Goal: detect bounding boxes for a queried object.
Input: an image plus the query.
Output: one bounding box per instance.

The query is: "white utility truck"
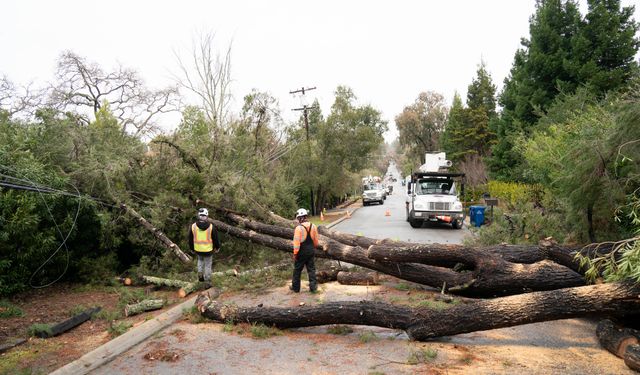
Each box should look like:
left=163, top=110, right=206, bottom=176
left=405, top=152, right=465, bottom=229
left=362, top=175, right=385, bottom=206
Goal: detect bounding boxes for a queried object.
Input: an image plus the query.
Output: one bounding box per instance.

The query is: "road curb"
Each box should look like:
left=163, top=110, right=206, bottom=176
left=50, top=288, right=215, bottom=375
left=326, top=205, right=361, bottom=229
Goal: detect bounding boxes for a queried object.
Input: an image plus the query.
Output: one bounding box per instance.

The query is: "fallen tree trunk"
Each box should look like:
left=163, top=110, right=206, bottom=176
left=36, top=307, right=101, bottom=338
left=142, top=275, right=196, bottom=298
left=216, top=216, right=585, bottom=296
left=124, top=299, right=164, bottom=317
left=597, top=319, right=640, bottom=372
left=337, top=271, right=379, bottom=286
left=196, top=281, right=640, bottom=340
left=121, top=204, right=191, bottom=263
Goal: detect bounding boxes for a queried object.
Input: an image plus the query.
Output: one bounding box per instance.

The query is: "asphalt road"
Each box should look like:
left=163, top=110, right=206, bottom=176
left=334, top=163, right=470, bottom=245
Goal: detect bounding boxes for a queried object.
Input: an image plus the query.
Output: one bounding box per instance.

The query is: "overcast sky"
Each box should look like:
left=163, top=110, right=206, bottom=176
left=1, top=0, right=638, bottom=142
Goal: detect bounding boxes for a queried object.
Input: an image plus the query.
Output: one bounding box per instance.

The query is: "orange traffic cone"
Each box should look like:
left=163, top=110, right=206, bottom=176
left=320, top=211, right=325, bottom=221
left=385, top=209, right=391, bottom=217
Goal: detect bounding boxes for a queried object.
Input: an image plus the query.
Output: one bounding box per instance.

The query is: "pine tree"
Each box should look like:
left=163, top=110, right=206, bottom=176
left=573, top=0, right=640, bottom=95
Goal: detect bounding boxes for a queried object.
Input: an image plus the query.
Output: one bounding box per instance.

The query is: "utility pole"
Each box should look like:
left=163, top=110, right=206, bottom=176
left=290, top=86, right=318, bottom=215
left=290, top=86, right=317, bottom=141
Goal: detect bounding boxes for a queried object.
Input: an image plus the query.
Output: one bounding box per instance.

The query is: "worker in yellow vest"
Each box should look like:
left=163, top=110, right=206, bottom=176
left=188, top=208, right=220, bottom=283
left=290, top=208, right=319, bottom=293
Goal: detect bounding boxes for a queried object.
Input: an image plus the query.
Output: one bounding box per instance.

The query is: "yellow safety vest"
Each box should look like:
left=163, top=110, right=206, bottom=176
left=192, top=223, right=214, bottom=253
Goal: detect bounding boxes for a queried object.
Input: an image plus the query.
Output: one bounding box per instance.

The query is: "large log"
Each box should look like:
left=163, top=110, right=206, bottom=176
left=337, top=271, right=379, bottom=286
left=142, top=275, right=198, bottom=298
left=124, top=299, right=165, bottom=317
left=121, top=204, right=191, bottom=263
left=215, top=216, right=585, bottom=296
left=596, top=319, right=640, bottom=357
left=36, top=307, right=101, bottom=338
left=196, top=281, right=640, bottom=340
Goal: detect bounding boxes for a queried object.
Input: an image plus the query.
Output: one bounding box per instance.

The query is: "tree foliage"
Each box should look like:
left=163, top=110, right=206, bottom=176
left=396, top=91, right=447, bottom=167
left=490, top=0, right=639, bottom=180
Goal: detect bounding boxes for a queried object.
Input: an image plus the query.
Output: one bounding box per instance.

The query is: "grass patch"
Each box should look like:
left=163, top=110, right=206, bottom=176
left=108, top=321, right=132, bottom=338
left=210, top=266, right=291, bottom=294
left=27, top=323, right=53, bottom=338
left=358, top=331, right=378, bottom=343
left=116, top=287, right=148, bottom=309
left=407, top=347, right=438, bottom=364
left=93, top=308, right=122, bottom=321
left=183, top=305, right=208, bottom=324
left=414, top=299, right=453, bottom=310
left=326, top=325, right=354, bottom=335
left=394, top=283, right=410, bottom=291
left=0, top=300, right=24, bottom=318
left=0, top=340, right=61, bottom=374
left=223, top=319, right=235, bottom=332
left=250, top=323, right=283, bottom=339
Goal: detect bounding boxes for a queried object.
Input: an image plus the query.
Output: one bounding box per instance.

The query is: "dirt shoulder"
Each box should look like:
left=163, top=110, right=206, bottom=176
left=96, top=276, right=633, bottom=375
left=0, top=282, right=185, bottom=375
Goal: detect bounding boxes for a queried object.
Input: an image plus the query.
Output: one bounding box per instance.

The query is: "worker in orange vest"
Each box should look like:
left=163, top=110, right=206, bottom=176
left=290, top=208, right=319, bottom=293
left=188, top=208, right=220, bottom=283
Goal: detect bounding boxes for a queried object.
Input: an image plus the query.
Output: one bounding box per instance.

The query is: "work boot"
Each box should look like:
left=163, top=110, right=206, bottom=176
left=289, top=286, right=299, bottom=293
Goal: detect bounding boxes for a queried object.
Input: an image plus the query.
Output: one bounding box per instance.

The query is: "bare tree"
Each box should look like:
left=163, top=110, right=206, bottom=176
left=50, top=51, right=179, bottom=136
left=174, top=32, right=233, bottom=133
left=0, top=75, right=45, bottom=118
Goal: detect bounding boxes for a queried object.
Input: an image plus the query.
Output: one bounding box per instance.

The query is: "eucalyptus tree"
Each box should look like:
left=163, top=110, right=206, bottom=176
left=395, top=91, right=448, bottom=167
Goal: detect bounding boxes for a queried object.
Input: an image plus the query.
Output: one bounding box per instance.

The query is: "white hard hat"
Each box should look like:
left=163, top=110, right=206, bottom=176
left=198, top=208, right=209, bottom=217
left=296, top=208, right=308, bottom=218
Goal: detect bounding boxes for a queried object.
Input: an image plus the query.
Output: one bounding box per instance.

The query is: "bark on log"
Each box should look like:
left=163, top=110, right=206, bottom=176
left=142, top=275, right=196, bottom=298
left=0, top=338, right=26, bottom=354
left=624, top=345, right=640, bottom=372
left=316, top=268, right=342, bottom=283
left=196, top=281, right=640, bottom=340
left=596, top=319, right=640, bottom=357
left=36, top=307, right=101, bottom=338
left=218, top=216, right=586, bottom=296
left=121, top=204, right=191, bottom=263
left=124, top=299, right=165, bottom=317
left=337, top=271, right=379, bottom=286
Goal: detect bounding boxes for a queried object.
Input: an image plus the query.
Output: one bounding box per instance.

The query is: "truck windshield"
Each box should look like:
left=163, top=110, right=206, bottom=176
left=416, top=180, right=453, bottom=195
left=364, top=183, right=381, bottom=190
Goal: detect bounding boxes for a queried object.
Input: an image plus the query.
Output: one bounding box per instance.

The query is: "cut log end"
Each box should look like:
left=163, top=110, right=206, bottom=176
left=624, top=344, right=640, bottom=372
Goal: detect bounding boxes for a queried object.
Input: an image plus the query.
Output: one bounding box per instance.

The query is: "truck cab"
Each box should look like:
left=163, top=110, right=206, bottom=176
left=406, top=172, right=465, bottom=228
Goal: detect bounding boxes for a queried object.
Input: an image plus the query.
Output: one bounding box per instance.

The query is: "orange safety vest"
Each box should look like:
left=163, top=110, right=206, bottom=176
left=191, top=223, right=214, bottom=253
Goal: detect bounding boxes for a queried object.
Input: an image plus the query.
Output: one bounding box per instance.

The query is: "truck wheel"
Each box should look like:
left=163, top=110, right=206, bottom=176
left=380, top=200, right=384, bottom=205
left=409, top=219, right=422, bottom=228
left=452, top=219, right=463, bottom=229
left=363, top=202, right=368, bottom=207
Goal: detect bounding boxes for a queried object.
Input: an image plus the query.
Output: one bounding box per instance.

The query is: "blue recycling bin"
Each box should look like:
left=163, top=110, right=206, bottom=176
left=469, top=205, right=487, bottom=227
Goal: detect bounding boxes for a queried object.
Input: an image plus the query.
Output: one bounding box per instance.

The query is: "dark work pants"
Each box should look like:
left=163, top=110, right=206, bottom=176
left=291, top=248, right=317, bottom=292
